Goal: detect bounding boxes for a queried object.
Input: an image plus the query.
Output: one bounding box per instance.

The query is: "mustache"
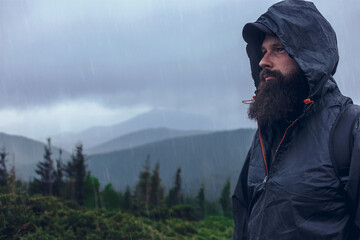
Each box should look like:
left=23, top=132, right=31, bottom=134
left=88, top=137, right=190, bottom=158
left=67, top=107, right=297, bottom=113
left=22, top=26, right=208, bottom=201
left=259, top=69, right=282, bottom=81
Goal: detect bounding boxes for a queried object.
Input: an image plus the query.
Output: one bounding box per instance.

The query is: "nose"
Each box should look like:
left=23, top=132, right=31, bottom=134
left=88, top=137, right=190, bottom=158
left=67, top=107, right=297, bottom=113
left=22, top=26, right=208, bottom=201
left=259, top=52, right=272, bottom=69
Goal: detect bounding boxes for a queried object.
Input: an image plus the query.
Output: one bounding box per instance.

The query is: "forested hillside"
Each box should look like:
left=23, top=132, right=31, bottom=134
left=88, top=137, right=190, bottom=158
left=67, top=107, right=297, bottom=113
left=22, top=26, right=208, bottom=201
left=0, top=135, right=242, bottom=239
left=88, top=128, right=255, bottom=199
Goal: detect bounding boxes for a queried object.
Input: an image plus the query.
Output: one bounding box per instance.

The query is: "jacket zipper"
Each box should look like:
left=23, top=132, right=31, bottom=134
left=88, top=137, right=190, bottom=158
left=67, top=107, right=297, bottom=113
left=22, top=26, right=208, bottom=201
left=258, top=98, right=314, bottom=183
left=258, top=118, right=298, bottom=183
left=254, top=99, right=314, bottom=239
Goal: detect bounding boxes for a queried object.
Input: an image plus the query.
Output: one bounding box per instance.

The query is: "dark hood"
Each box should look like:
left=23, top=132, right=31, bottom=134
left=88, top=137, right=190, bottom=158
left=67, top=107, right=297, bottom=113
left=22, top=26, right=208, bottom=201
left=245, top=0, right=339, bottom=100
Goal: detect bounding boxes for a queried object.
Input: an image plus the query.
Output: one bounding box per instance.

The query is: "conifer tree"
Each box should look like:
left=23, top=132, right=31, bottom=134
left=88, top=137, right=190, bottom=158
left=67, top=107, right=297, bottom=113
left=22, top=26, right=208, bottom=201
left=219, top=178, right=232, bottom=218
left=35, top=138, right=55, bottom=195
left=167, top=167, right=183, bottom=207
left=123, top=185, right=132, bottom=210
left=197, top=184, right=206, bottom=218
left=9, top=164, right=16, bottom=194
left=101, top=183, right=122, bottom=209
left=0, top=147, right=8, bottom=187
left=149, top=161, right=164, bottom=207
left=53, top=149, right=65, bottom=197
left=66, top=143, right=86, bottom=204
left=135, top=155, right=151, bottom=205
left=84, top=172, right=100, bottom=209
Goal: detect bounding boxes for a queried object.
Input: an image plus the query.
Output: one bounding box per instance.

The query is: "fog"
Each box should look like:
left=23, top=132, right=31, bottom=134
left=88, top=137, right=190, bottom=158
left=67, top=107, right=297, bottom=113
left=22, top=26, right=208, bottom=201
left=0, top=0, right=359, bottom=139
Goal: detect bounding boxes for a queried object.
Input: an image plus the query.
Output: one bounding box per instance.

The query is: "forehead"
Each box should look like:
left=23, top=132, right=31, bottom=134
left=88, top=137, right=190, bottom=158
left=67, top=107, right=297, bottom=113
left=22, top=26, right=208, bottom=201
left=261, top=35, right=282, bottom=49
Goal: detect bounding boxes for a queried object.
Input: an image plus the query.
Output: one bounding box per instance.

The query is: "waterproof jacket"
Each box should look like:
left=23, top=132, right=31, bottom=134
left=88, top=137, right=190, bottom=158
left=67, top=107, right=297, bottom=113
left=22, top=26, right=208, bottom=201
left=233, top=1, right=360, bottom=240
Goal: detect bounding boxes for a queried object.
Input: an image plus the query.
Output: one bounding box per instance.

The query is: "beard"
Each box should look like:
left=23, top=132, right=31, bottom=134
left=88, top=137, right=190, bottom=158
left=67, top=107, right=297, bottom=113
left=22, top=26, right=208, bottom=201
left=248, top=67, right=309, bottom=128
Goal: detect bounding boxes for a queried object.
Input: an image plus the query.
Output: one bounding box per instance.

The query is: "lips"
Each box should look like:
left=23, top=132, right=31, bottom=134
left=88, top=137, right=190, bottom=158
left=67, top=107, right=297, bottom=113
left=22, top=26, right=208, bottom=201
left=260, top=69, right=279, bottom=82
left=264, top=75, right=275, bottom=81
left=263, top=74, right=275, bottom=81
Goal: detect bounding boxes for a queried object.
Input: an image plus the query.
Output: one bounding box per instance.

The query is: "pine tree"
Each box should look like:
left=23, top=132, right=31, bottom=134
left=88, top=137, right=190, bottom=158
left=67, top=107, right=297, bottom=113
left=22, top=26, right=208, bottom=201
left=66, top=143, right=87, bottom=204
left=101, top=183, right=122, bottom=209
left=123, top=185, right=132, bottom=210
left=149, top=161, right=164, bottom=207
left=53, top=149, right=65, bottom=197
left=9, top=164, right=16, bottom=194
left=135, top=155, right=151, bottom=205
left=0, top=147, right=8, bottom=187
left=35, top=138, right=55, bottom=195
left=197, top=184, right=206, bottom=218
left=84, top=172, right=100, bottom=209
left=167, top=167, right=183, bottom=207
left=219, top=178, right=232, bottom=218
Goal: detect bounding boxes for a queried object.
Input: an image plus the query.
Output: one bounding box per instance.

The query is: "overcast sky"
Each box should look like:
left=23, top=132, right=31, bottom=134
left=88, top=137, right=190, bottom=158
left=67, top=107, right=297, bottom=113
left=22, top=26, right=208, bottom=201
left=0, top=0, right=359, bottom=140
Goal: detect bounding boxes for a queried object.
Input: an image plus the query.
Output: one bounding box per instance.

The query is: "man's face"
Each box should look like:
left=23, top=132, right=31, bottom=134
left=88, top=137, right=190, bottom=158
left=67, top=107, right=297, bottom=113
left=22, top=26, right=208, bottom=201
left=259, top=35, right=298, bottom=82
left=247, top=34, right=309, bottom=127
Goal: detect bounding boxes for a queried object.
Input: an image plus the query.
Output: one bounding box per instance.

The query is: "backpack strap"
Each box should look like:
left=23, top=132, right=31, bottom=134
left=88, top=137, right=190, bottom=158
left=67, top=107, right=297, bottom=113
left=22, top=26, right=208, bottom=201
left=329, top=104, right=360, bottom=185
left=330, top=104, right=360, bottom=185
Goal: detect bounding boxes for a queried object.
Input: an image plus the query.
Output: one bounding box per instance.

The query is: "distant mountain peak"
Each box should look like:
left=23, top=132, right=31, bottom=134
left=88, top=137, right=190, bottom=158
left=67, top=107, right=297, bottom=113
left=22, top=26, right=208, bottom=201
left=52, top=109, right=215, bottom=152
left=87, top=127, right=211, bottom=154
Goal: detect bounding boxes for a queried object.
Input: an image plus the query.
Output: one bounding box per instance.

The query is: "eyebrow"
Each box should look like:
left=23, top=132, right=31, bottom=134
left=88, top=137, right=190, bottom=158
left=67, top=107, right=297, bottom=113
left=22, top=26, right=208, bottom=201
left=261, top=42, right=284, bottom=52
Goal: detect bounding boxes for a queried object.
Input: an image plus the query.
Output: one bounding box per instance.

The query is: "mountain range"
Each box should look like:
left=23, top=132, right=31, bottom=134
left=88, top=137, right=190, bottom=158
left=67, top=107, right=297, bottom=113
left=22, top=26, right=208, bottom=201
left=51, top=109, right=216, bottom=152
left=87, top=128, right=255, bottom=200
left=0, top=132, right=70, bottom=181
left=1, top=107, right=255, bottom=200
left=87, top=127, right=210, bottom=154
left=3, top=126, right=255, bottom=200
left=12, top=127, right=212, bottom=181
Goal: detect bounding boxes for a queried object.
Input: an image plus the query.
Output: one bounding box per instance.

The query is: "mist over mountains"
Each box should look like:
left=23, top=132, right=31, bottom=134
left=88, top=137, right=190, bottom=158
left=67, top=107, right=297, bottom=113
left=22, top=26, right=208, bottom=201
left=51, top=109, right=216, bottom=152
left=3, top=109, right=255, bottom=200
left=1, top=0, right=359, bottom=147
left=0, top=133, right=70, bottom=180
left=87, top=128, right=255, bottom=200
left=87, top=127, right=210, bottom=154
left=3, top=0, right=359, bottom=208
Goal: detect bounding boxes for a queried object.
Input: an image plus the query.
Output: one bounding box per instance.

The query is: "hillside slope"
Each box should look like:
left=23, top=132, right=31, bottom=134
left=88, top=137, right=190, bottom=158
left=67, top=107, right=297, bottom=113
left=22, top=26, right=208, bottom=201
left=52, top=109, right=215, bottom=152
left=88, top=128, right=255, bottom=199
left=88, top=127, right=210, bottom=154
left=0, top=132, right=70, bottom=180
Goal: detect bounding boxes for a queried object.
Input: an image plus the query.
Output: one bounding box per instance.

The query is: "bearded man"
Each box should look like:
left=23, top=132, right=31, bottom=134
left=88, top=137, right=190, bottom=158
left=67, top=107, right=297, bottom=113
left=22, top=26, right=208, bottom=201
left=232, top=1, right=360, bottom=239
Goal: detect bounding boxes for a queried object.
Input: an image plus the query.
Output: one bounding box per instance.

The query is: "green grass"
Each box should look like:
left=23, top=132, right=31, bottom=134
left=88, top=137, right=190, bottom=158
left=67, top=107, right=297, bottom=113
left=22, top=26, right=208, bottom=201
left=0, top=193, right=234, bottom=239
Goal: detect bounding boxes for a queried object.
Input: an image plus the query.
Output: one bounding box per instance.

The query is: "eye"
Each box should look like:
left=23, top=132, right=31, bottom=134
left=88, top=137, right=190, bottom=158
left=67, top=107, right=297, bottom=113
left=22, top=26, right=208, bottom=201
left=276, top=47, right=285, bottom=52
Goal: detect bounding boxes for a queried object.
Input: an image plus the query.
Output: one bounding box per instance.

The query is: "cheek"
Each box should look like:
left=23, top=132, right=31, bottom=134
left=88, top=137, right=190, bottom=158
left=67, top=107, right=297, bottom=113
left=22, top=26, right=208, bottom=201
left=280, top=58, right=299, bottom=75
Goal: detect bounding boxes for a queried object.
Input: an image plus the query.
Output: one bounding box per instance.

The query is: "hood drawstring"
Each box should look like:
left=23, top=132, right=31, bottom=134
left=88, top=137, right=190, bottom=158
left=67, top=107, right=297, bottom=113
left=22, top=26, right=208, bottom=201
left=304, top=98, right=314, bottom=110
left=242, top=96, right=255, bottom=104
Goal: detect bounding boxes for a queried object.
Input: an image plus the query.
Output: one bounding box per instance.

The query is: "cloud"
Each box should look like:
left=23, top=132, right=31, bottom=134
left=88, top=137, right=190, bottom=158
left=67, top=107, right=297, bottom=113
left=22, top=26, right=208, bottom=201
left=0, top=0, right=359, bottom=137
left=0, top=100, right=151, bottom=139
left=0, top=0, right=255, bottom=110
